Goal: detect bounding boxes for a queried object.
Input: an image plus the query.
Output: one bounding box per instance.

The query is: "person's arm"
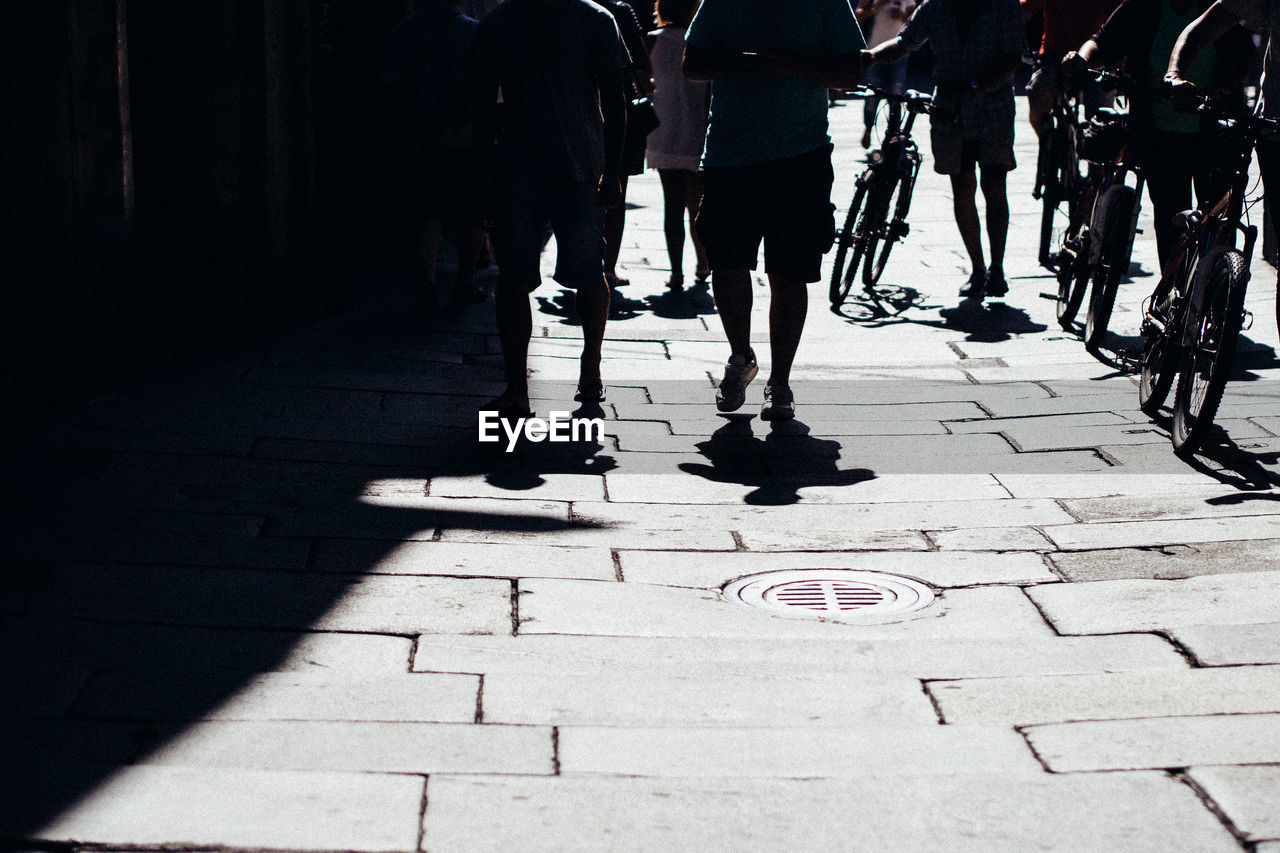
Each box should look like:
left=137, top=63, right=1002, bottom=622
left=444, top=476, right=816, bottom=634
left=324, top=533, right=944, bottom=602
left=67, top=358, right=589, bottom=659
left=1167, top=2, right=1250, bottom=84
left=866, top=35, right=910, bottom=66
left=598, top=67, right=627, bottom=208
left=683, top=42, right=867, bottom=88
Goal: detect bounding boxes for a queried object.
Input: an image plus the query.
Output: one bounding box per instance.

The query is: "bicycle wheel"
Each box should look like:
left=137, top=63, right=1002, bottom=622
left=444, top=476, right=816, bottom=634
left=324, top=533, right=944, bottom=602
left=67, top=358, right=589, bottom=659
left=829, top=182, right=869, bottom=306
left=857, top=184, right=892, bottom=287
left=1084, top=186, right=1137, bottom=352
left=1036, top=121, right=1060, bottom=268
left=864, top=170, right=915, bottom=287
left=1171, top=249, right=1250, bottom=457
left=1055, top=228, right=1091, bottom=329
left=1138, top=280, right=1187, bottom=417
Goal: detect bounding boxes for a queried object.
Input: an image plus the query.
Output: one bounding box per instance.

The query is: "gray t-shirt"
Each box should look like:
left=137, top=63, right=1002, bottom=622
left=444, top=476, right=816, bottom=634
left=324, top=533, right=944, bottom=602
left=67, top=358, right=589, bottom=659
left=474, top=0, right=630, bottom=181
left=1220, top=0, right=1277, bottom=116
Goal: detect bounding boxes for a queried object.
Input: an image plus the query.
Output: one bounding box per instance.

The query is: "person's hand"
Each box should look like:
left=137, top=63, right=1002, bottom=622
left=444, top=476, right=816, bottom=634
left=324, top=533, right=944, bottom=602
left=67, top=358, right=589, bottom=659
left=1163, top=73, right=1201, bottom=113
left=1060, top=51, right=1088, bottom=74
left=597, top=175, right=623, bottom=209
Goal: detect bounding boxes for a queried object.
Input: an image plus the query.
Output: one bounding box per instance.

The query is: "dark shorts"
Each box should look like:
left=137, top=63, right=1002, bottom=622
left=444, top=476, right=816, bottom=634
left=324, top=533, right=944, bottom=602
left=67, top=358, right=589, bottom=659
left=695, top=145, right=836, bottom=283
left=491, top=161, right=604, bottom=292
left=930, top=122, right=1017, bottom=175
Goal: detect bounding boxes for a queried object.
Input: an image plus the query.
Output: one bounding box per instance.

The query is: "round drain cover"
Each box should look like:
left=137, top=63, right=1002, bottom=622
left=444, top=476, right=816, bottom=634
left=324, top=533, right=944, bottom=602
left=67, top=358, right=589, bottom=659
left=724, top=570, right=935, bottom=624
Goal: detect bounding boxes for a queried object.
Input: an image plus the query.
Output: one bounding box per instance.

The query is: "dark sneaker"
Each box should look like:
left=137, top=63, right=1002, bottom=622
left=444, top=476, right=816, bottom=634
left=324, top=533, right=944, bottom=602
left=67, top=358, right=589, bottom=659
left=760, top=384, right=795, bottom=421
left=716, top=351, right=758, bottom=412
left=984, top=270, right=1009, bottom=298
left=958, top=271, right=987, bottom=298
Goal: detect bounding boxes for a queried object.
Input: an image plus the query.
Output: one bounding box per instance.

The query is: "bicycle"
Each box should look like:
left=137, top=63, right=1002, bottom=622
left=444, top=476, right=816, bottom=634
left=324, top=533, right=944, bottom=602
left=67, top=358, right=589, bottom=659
left=1041, top=69, right=1138, bottom=339
left=829, top=87, right=932, bottom=308
left=1137, top=93, right=1274, bottom=457
left=1033, top=68, right=1088, bottom=270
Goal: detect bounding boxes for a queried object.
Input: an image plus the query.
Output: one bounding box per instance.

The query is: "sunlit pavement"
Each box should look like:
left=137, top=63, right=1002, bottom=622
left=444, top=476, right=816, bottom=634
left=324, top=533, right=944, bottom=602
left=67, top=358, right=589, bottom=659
left=5, top=96, right=1280, bottom=851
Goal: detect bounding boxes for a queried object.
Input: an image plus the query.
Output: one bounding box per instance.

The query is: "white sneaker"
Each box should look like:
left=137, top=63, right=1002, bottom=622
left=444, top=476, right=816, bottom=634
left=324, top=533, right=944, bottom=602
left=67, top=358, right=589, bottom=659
left=715, top=351, right=758, bottom=412
left=761, top=384, right=795, bottom=421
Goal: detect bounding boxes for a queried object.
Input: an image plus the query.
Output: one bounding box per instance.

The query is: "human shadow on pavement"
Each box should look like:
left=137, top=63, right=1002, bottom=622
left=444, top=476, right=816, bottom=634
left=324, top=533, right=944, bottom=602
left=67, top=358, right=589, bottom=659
left=536, top=287, right=647, bottom=324
left=937, top=298, right=1047, bottom=342
left=644, top=280, right=717, bottom=319
left=678, top=417, right=875, bottom=505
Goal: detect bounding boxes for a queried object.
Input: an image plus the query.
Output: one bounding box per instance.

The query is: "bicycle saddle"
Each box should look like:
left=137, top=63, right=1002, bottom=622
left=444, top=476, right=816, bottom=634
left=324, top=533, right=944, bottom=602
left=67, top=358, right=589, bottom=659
left=1173, top=209, right=1203, bottom=234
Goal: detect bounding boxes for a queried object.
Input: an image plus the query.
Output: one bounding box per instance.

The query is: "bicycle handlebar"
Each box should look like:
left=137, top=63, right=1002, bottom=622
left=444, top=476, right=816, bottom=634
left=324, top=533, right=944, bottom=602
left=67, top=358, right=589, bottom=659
left=841, top=86, right=933, bottom=113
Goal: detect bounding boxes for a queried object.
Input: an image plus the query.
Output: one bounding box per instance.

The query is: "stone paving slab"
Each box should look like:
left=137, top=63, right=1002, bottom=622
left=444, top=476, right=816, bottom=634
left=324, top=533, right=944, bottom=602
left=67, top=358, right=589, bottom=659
left=518, top=579, right=1056, bottom=639
left=993, top=473, right=1232, bottom=499
left=1186, top=765, right=1280, bottom=843
left=312, top=539, right=615, bottom=580
left=604, top=473, right=1007, bottom=504
left=943, top=412, right=1138, bottom=435
left=930, top=666, right=1280, bottom=725
left=570, top=498, right=1074, bottom=532
left=440, top=523, right=739, bottom=550
left=144, top=720, right=552, bottom=774
left=617, top=549, right=1054, bottom=589
left=1026, top=571, right=1280, bottom=634
left=1170, top=623, right=1280, bottom=666
left=1063, top=492, right=1280, bottom=524
left=1041, top=514, right=1280, bottom=551
left=1, top=618, right=414, bottom=673
left=27, top=564, right=513, bottom=634
left=928, top=525, right=1056, bottom=551
left=420, top=772, right=1238, bottom=853
left=72, top=671, right=479, bottom=722
left=481, top=671, right=936, bottom=727
left=1048, top=539, right=1280, bottom=581
left=267, top=496, right=571, bottom=539
left=1025, top=713, right=1280, bottom=772
left=27, top=765, right=423, bottom=851
left=558, top=724, right=1044, bottom=777
left=412, top=633, right=1185, bottom=679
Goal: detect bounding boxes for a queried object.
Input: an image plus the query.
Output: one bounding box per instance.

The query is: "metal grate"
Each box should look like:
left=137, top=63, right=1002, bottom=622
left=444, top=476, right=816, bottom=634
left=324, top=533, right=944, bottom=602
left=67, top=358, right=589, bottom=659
left=724, top=570, right=934, bottom=624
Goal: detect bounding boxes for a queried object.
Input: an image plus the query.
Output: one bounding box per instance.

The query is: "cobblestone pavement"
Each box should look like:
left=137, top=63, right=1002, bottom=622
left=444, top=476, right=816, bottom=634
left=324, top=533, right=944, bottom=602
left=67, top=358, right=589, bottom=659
left=5, top=97, right=1280, bottom=851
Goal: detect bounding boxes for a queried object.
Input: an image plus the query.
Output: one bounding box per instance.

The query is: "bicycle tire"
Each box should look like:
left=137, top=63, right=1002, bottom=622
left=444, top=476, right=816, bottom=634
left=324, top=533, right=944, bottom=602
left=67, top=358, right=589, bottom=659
left=829, top=182, right=869, bottom=306
left=1084, top=186, right=1137, bottom=352
left=856, top=184, right=892, bottom=288
left=1138, top=246, right=1222, bottom=416
left=1036, top=122, right=1060, bottom=268
left=1055, top=229, right=1091, bottom=329
left=1171, top=249, right=1250, bottom=457
left=864, top=170, right=915, bottom=287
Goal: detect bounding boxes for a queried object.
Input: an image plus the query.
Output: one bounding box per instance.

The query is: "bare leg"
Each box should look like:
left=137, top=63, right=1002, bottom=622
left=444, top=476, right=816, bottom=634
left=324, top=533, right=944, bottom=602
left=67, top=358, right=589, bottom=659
left=453, top=222, right=486, bottom=301
left=575, top=275, right=610, bottom=391
left=658, top=170, right=686, bottom=281
left=1028, top=86, right=1052, bottom=139
left=979, top=165, right=1010, bottom=274
left=712, top=269, right=754, bottom=357
left=949, top=169, right=986, bottom=275
left=495, top=278, right=532, bottom=410
left=603, top=176, right=630, bottom=283
left=766, top=273, right=808, bottom=388
left=686, top=172, right=709, bottom=279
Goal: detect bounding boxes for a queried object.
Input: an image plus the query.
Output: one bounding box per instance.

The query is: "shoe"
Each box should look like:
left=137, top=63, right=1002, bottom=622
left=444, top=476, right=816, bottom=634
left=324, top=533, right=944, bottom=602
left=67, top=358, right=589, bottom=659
left=695, top=267, right=711, bottom=286
left=574, top=381, right=606, bottom=404
left=760, top=384, right=795, bottom=421
left=666, top=274, right=685, bottom=292
left=606, top=273, right=629, bottom=288
left=479, top=394, right=532, bottom=423
left=984, top=270, right=1008, bottom=298
left=958, top=271, right=987, bottom=299
left=861, top=127, right=872, bottom=149
left=715, top=351, right=758, bottom=412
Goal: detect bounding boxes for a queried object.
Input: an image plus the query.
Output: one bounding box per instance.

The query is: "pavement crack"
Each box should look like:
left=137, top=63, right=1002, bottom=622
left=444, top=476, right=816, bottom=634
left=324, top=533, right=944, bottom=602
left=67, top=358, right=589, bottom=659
left=920, top=680, right=948, bottom=724
left=1169, top=769, right=1254, bottom=851
left=611, top=549, right=624, bottom=582
left=475, top=673, right=485, bottom=724
left=551, top=726, right=562, bottom=775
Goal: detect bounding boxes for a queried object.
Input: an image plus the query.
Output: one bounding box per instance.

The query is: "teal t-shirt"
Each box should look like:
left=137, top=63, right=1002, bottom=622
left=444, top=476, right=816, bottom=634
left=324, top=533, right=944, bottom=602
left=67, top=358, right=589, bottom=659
left=686, top=0, right=865, bottom=167
left=1150, top=2, right=1216, bottom=134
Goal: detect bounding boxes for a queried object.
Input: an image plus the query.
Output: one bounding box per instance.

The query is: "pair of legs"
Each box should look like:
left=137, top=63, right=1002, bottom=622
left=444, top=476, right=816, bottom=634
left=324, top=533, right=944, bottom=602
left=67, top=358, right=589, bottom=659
left=657, top=168, right=709, bottom=287
left=950, top=164, right=1011, bottom=285
left=415, top=147, right=486, bottom=310
left=490, top=171, right=610, bottom=413
left=711, top=270, right=807, bottom=390
left=696, top=146, right=835, bottom=409
left=1142, top=130, right=1222, bottom=270
left=416, top=218, right=486, bottom=309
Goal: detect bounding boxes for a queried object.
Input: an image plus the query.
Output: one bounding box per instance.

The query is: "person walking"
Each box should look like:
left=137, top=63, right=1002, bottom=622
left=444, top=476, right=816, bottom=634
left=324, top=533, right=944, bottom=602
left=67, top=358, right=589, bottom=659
left=647, top=0, right=710, bottom=291
left=383, top=0, right=486, bottom=312
left=473, top=0, right=630, bottom=419
left=1020, top=0, right=1120, bottom=138
left=684, top=0, right=866, bottom=421
left=1066, top=0, right=1251, bottom=270
left=866, top=0, right=1026, bottom=300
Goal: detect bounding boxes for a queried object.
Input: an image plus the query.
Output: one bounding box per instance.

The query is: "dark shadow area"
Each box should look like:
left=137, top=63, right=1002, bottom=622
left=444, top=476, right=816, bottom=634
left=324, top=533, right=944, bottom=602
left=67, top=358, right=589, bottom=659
left=678, top=417, right=876, bottom=505
left=831, top=283, right=931, bottom=323
left=937, top=298, right=1048, bottom=343
left=644, top=280, right=717, bottom=320
left=0, top=268, right=629, bottom=841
